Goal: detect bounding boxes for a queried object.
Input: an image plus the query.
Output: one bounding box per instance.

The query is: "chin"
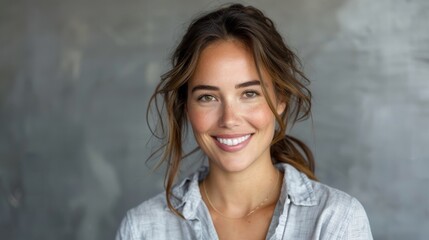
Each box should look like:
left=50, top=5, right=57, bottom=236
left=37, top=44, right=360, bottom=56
left=213, top=157, right=256, bottom=173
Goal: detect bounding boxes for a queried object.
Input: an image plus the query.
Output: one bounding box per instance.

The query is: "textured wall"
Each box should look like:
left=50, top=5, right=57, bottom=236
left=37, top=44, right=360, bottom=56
left=1, top=0, right=428, bottom=239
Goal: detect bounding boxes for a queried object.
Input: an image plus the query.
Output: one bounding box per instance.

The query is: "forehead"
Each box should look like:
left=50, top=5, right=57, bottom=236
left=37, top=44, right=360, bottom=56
left=189, top=40, right=272, bottom=87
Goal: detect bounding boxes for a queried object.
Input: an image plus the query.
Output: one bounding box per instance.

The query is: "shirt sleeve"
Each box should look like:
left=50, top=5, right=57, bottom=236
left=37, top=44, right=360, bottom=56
left=341, top=198, right=373, bottom=240
left=115, top=211, right=137, bottom=240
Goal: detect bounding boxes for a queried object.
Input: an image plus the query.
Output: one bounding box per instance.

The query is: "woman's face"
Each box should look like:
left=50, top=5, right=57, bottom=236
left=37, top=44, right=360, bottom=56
left=186, top=40, right=285, bottom=174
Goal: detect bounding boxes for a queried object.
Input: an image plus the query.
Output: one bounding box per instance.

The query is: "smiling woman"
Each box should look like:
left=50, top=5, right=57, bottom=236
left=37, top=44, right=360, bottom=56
left=187, top=40, right=284, bottom=176
left=116, top=4, right=373, bottom=240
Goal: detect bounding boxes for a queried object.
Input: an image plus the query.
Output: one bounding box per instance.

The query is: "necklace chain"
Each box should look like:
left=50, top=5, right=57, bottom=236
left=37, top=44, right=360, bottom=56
left=202, top=170, right=280, bottom=219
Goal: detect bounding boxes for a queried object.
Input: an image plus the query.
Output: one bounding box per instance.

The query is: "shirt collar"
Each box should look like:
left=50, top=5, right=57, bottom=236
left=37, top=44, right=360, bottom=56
left=277, top=163, right=318, bottom=206
left=170, top=166, right=208, bottom=220
left=169, top=163, right=317, bottom=220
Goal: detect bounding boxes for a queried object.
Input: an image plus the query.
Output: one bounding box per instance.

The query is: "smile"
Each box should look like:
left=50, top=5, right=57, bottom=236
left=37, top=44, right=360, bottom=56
left=216, top=134, right=251, bottom=146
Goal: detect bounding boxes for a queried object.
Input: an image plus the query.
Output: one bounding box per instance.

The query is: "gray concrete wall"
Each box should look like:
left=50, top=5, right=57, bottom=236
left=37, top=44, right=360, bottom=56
left=1, top=0, right=428, bottom=239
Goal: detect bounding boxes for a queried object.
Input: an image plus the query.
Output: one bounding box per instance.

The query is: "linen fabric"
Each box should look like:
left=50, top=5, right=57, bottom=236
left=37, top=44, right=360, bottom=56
left=116, top=163, right=373, bottom=240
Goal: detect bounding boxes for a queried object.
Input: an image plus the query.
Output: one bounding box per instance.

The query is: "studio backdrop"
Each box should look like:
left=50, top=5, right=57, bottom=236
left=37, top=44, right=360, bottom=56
left=1, top=0, right=428, bottom=239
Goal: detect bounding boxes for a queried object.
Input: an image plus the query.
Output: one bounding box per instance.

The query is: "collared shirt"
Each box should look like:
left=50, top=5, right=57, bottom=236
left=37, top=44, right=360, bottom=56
left=116, top=163, right=373, bottom=239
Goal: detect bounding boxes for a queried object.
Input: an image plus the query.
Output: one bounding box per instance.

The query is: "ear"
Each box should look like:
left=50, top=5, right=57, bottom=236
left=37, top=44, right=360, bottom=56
left=276, top=100, right=286, bottom=115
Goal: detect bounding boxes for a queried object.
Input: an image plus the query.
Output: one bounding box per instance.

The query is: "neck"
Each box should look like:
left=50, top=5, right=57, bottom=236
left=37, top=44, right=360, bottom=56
left=202, top=160, right=282, bottom=218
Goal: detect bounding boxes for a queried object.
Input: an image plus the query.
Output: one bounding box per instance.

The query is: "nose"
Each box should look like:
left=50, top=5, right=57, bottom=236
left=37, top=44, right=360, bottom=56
left=219, top=102, right=240, bottom=128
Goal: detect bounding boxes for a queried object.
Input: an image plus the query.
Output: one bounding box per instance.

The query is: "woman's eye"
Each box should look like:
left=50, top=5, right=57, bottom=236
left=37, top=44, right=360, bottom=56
left=243, top=91, right=259, bottom=98
left=197, top=95, right=216, bottom=102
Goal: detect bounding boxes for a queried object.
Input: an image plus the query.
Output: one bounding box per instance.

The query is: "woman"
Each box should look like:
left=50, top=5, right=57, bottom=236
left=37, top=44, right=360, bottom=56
left=117, top=4, right=373, bottom=240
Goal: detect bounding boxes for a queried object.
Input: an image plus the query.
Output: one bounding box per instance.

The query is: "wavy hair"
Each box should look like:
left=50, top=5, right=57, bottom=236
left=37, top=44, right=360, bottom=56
left=147, top=4, right=316, bottom=217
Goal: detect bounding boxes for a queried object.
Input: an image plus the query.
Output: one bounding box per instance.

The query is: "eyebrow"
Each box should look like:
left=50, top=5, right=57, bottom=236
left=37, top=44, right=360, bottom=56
left=191, top=80, right=261, bottom=93
left=235, top=80, right=260, bottom=89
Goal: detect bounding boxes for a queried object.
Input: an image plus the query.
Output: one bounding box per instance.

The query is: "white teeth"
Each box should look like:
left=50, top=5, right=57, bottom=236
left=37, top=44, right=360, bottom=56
left=217, top=134, right=251, bottom=146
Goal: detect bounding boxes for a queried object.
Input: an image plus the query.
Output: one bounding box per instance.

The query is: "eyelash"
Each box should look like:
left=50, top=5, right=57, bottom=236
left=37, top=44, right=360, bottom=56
left=197, top=95, right=216, bottom=102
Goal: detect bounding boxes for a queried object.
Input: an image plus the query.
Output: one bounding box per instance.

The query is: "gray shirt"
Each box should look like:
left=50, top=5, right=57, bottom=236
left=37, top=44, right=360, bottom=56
left=116, top=163, right=373, bottom=239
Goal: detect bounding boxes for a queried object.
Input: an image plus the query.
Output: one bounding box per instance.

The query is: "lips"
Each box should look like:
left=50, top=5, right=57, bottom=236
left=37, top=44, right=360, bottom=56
left=213, top=134, right=252, bottom=152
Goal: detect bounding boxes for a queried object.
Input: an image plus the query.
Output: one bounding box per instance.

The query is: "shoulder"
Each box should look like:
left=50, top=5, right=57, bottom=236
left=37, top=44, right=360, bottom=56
left=312, top=179, right=362, bottom=213
left=128, top=192, right=170, bottom=222
left=313, top=181, right=373, bottom=239
left=115, top=192, right=171, bottom=240
left=282, top=164, right=373, bottom=239
left=282, top=163, right=367, bottom=213
left=115, top=169, right=206, bottom=240
left=282, top=163, right=358, bottom=208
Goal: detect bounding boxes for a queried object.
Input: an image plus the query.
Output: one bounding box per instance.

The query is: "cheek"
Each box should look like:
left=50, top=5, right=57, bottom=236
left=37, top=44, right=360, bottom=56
left=246, top=103, right=276, bottom=128
left=187, top=108, right=214, bottom=133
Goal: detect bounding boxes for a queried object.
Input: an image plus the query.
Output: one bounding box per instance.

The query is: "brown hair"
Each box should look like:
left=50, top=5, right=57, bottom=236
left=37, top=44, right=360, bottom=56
left=147, top=4, right=316, bottom=217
